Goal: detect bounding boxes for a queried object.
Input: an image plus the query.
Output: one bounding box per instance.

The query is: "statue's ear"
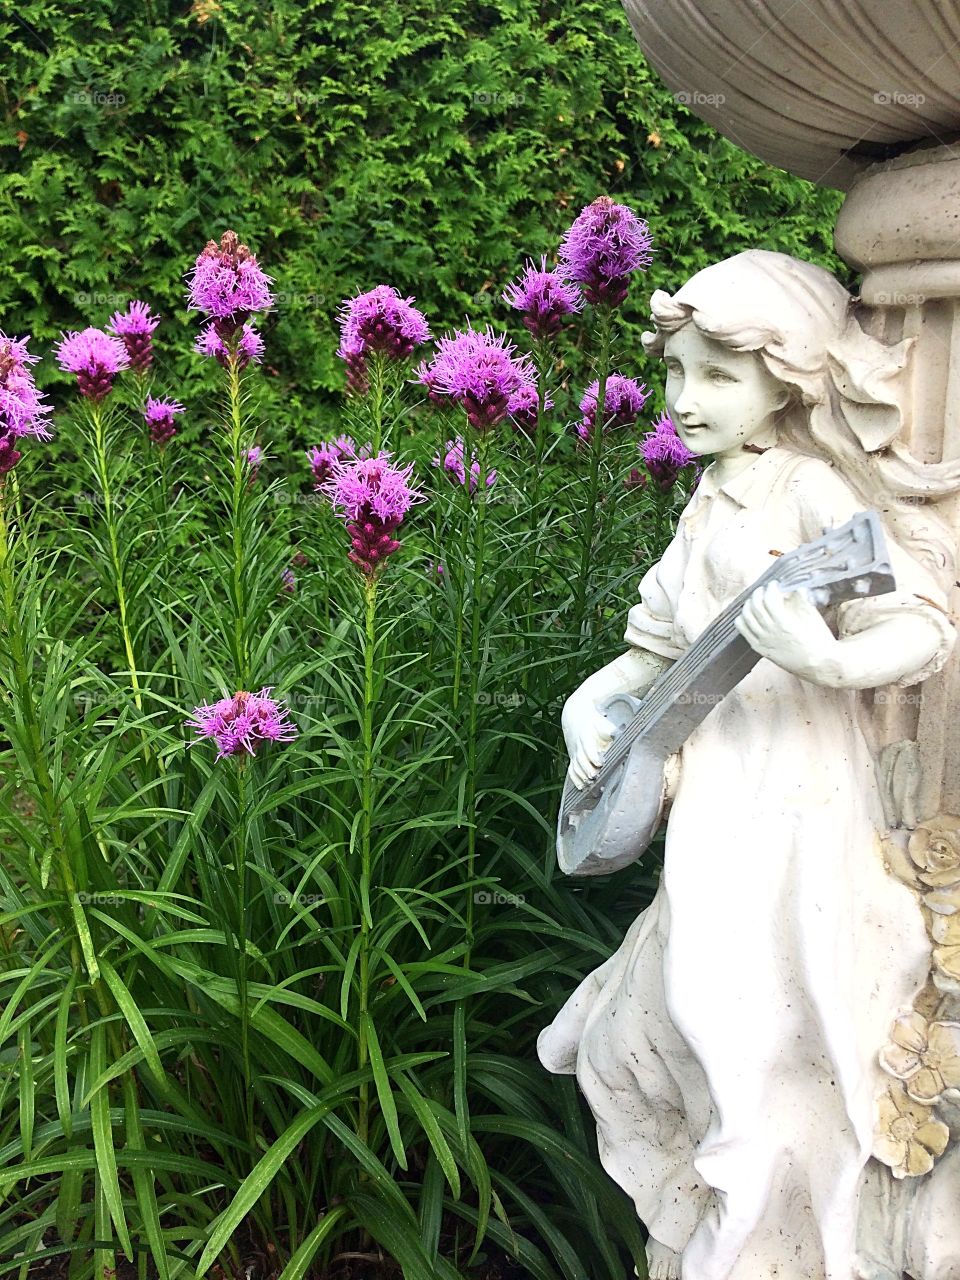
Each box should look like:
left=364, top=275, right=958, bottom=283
left=825, top=333, right=914, bottom=452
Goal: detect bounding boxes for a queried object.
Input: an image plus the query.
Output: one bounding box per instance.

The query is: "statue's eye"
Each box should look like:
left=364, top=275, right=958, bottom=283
left=708, top=369, right=736, bottom=383
left=665, top=361, right=683, bottom=376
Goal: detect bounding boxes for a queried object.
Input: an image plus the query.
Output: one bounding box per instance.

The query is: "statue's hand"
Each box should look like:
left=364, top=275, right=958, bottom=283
left=561, top=692, right=618, bottom=791
left=735, top=581, right=841, bottom=684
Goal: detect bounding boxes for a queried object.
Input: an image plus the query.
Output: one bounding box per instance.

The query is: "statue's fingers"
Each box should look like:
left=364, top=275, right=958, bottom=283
left=572, top=746, right=598, bottom=783
left=735, top=612, right=770, bottom=653
left=739, top=597, right=760, bottom=630
left=742, top=590, right=774, bottom=630
left=751, top=582, right=782, bottom=625
left=758, top=584, right=792, bottom=627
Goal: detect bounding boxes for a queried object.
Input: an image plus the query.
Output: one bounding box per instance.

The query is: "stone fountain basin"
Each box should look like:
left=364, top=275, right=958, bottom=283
left=621, top=0, right=960, bottom=189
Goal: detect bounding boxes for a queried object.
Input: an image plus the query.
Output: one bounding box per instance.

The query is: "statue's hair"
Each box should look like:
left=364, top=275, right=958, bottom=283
left=643, top=282, right=960, bottom=589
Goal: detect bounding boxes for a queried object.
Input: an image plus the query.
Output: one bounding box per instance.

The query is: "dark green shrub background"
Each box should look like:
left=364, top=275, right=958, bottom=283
left=3, top=0, right=844, bottom=441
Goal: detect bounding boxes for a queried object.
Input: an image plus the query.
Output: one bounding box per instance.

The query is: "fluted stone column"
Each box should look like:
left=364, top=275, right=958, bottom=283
left=836, top=145, right=960, bottom=821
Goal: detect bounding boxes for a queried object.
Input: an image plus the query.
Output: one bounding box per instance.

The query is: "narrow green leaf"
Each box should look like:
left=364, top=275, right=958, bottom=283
left=275, top=1207, right=349, bottom=1280
left=360, top=1012, right=407, bottom=1170
left=88, top=1024, right=132, bottom=1260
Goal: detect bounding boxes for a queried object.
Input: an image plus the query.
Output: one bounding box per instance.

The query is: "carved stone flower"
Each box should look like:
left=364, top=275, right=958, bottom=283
left=880, top=1010, right=960, bottom=1103
left=930, top=913, right=960, bottom=990
left=874, top=1081, right=950, bottom=1178
left=910, top=816, right=960, bottom=889
left=925, top=883, right=960, bottom=917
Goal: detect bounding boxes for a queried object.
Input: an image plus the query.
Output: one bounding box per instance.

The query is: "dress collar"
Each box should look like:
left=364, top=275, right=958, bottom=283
left=689, top=445, right=798, bottom=510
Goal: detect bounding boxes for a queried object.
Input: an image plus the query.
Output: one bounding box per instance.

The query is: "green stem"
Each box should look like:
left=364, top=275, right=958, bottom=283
left=234, top=757, right=255, bottom=1155
left=450, top=424, right=472, bottom=717
left=226, top=355, right=250, bottom=688
left=463, top=429, right=491, bottom=968
left=90, top=402, right=143, bottom=713
left=369, top=353, right=386, bottom=453
left=521, top=339, right=552, bottom=697
left=572, top=309, right=614, bottom=644
left=357, top=576, right=378, bottom=1147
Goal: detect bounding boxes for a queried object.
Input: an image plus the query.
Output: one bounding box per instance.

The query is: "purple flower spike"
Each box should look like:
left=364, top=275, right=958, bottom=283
left=412, top=358, right=446, bottom=407
left=144, top=396, right=185, bottom=447
left=337, top=285, right=431, bottom=371
left=54, top=327, right=130, bottom=401
left=186, top=687, right=298, bottom=760
left=432, top=437, right=497, bottom=494
left=502, top=256, right=582, bottom=340
left=280, top=567, right=296, bottom=595
left=186, top=230, right=273, bottom=340
left=576, top=374, right=650, bottom=443
left=194, top=322, right=264, bottom=369
left=507, top=381, right=553, bottom=438
left=424, top=326, right=536, bottom=431
left=246, top=446, right=265, bottom=484
left=559, top=197, right=653, bottom=308
left=307, top=435, right=358, bottom=487
left=0, top=332, right=52, bottom=444
left=321, top=450, right=426, bottom=576
left=108, top=301, right=160, bottom=373
left=638, top=412, right=698, bottom=490
left=338, top=333, right=368, bottom=397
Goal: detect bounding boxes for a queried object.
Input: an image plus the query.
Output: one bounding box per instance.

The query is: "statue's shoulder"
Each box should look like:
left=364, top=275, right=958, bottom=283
left=779, top=451, right=858, bottom=501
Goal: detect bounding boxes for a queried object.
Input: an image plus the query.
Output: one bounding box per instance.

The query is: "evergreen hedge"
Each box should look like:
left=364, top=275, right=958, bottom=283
left=3, top=0, right=844, bottom=444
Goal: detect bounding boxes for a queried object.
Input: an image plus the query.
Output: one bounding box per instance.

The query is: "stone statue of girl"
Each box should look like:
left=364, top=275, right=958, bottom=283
left=538, top=250, right=960, bottom=1280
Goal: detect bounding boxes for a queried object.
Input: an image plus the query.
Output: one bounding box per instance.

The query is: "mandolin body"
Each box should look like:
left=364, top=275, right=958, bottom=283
left=557, top=694, right=670, bottom=876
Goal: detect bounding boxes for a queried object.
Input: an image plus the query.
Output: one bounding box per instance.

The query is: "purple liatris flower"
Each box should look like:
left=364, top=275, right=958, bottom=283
left=108, top=300, right=160, bottom=373
left=338, top=334, right=368, bottom=397
left=194, top=322, right=264, bottom=369
left=337, top=284, right=431, bottom=365
left=54, top=327, right=130, bottom=401
left=307, top=435, right=358, bottom=487
left=186, top=230, right=273, bottom=339
left=144, top=396, right=184, bottom=447
left=291, top=550, right=309, bottom=569
left=432, top=438, right=497, bottom=494
left=502, top=256, right=582, bottom=339
left=576, top=374, right=650, bottom=443
left=280, top=567, right=296, bottom=595
left=0, top=332, right=52, bottom=442
left=185, top=687, right=298, bottom=760
left=424, top=326, right=536, bottom=431
left=559, top=197, right=653, bottom=308
left=246, top=446, right=264, bottom=483
left=412, top=359, right=446, bottom=407
left=321, top=450, right=425, bottom=576
left=638, top=412, right=698, bottom=490
left=507, top=381, right=553, bottom=437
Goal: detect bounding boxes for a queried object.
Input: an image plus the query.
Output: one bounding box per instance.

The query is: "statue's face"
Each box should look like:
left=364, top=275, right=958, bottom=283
left=662, top=325, right=788, bottom=459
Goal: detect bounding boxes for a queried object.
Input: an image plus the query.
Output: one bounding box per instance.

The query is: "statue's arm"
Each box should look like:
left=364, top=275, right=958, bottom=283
left=736, top=581, right=954, bottom=690
left=813, top=612, right=950, bottom=690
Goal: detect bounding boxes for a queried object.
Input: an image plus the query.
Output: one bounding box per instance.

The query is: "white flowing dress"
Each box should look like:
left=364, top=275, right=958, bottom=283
left=537, top=446, right=956, bottom=1280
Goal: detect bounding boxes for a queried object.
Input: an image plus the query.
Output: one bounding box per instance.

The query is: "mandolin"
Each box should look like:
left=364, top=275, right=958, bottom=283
left=556, top=510, right=895, bottom=876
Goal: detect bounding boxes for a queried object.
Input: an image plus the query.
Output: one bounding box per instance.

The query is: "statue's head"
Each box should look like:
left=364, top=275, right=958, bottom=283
left=642, top=249, right=909, bottom=459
